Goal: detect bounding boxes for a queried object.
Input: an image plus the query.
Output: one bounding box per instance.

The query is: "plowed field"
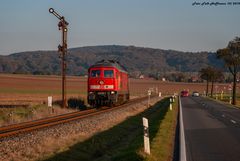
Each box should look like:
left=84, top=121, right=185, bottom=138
left=0, top=74, right=230, bottom=105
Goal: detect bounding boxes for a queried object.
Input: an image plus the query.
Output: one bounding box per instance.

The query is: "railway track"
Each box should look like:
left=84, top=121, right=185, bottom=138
left=0, top=95, right=154, bottom=139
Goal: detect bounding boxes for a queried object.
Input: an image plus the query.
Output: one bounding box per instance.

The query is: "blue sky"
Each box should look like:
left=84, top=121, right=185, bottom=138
left=0, top=0, right=239, bottom=55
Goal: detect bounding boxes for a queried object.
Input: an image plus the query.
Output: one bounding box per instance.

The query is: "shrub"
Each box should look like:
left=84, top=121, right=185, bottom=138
left=67, top=97, right=87, bottom=110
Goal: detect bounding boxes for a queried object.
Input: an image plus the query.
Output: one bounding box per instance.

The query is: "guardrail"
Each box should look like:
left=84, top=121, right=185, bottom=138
left=179, top=96, right=187, bottom=161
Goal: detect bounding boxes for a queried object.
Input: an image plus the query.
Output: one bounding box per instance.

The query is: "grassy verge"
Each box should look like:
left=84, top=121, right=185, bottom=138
left=0, top=104, right=57, bottom=126
left=207, top=94, right=240, bottom=109
left=144, top=98, right=178, bottom=161
left=0, top=97, right=87, bottom=126
left=43, top=97, right=178, bottom=161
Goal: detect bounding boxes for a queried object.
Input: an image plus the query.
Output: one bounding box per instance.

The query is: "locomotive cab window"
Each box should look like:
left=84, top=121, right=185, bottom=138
left=104, top=70, right=114, bottom=78
left=91, top=70, right=101, bottom=77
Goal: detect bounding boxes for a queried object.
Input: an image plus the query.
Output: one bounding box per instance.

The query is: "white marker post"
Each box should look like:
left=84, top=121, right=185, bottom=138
left=48, top=96, right=54, bottom=113
left=169, top=98, right=172, bottom=111
left=221, top=90, right=223, bottom=100
left=48, top=96, right=53, bottom=107
left=142, top=117, right=150, bottom=155
left=228, top=85, right=232, bottom=104
left=215, top=85, right=218, bottom=100
left=148, top=90, right=151, bottom=107
left=172, top=96, right=175, bottom=103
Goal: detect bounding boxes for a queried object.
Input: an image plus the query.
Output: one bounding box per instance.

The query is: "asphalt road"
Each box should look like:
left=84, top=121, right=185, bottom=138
left=181, top=96, right=240, bottom=161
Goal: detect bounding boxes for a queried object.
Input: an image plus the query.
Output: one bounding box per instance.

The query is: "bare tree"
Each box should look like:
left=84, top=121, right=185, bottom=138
left=199, top=67, right=223, bottom=97
left=209, top=68, right=224, bottom=97
left=199, top=67, right=212, bottom=96
left=217, top=37, right=240, bottom=105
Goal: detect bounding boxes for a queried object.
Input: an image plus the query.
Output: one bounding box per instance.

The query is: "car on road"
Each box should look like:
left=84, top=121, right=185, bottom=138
left=181, top=90, right=189, bottom=97
left=192, top=91, right=200, bottom=97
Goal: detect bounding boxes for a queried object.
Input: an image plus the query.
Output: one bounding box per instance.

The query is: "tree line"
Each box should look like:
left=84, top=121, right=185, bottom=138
left=200, top=37, right=240, bottom=105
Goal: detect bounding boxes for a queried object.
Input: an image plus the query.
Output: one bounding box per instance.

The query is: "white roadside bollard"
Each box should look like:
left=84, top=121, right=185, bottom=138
left=169, top=98, right=173, bottom=111
left=221, top=91, right=223, bottom=100
left=142, top=117, right=150, bottom=155
left=172, top=96, right=175, bottom=103
left=148, top=90, right=151, bottom=107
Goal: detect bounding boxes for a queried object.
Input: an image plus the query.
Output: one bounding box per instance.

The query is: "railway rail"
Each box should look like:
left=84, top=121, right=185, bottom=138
left=0, top=95, right=155, bottom=139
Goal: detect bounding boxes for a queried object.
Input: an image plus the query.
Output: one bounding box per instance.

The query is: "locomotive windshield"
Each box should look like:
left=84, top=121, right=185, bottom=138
left=91, top=70, right=101, bottom=77
left=104, top=70, right=114, bottom=78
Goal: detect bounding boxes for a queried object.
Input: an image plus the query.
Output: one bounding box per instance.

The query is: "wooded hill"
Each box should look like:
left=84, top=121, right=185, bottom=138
left=0, top=45, right=224, bottom=77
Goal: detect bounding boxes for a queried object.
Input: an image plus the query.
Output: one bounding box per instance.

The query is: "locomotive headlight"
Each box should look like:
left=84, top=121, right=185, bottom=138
left=99, top=80, right=104, bottom=85
left=111, top=91, right=115, bottom=94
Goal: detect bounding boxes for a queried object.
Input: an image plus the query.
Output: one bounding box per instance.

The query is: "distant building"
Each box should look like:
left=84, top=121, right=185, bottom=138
left=190, top=76, right=199, bottom=82
left=139, top=75, right=144, bottom=79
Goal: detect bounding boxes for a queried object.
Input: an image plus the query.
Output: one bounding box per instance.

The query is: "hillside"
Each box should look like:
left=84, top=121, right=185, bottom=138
left=0, top=45, right=224, bottom=77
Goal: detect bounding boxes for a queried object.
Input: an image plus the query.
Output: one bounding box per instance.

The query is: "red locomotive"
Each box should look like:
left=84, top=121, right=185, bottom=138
left=88, top=60, right=129, bottom=106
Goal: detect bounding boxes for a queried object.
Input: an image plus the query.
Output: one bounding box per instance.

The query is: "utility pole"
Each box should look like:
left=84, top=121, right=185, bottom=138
left=49, top=8, right=69, bottom=108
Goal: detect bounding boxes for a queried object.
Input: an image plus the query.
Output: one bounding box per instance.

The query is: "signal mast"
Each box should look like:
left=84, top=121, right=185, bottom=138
left=49, top=8, right=69, bottom=108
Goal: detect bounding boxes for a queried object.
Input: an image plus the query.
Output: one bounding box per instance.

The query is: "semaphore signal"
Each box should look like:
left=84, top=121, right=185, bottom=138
left=49, top=8, right=69, bottom=108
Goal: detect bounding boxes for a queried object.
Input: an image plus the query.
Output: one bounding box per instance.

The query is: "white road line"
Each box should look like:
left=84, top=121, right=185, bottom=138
left=231, top=120, right=237, bottom=124
left=179, top=96, right=187, bottom=161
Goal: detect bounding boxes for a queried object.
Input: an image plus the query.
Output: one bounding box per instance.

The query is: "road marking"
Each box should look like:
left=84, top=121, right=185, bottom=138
left=222, top=114, right=225, bottom=118
left=231, top=120, right=237, bottom=124
left=179, top=97, right=187, bottom=161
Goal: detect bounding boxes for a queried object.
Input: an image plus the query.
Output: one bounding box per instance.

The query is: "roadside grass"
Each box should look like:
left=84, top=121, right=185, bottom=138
left=144, top=98, right=178, bottom=161
left=208, top=94, right=240, bottom=108
left=42, top=97, right=178, bottom=161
